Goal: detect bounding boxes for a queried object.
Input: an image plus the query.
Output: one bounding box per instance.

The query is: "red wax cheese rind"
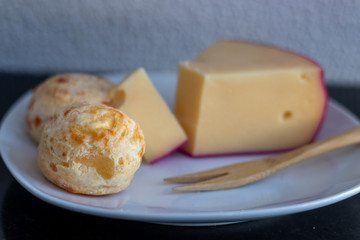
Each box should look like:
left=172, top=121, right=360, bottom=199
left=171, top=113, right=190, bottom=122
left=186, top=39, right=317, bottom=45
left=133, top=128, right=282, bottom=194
left=174, top=40, right=328, bottom=157
left=110, top=68, right=188, bottom=163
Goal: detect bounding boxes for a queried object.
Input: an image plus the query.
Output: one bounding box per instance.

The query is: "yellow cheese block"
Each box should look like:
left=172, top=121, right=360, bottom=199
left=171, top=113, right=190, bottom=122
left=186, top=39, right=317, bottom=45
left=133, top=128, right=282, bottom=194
left=111, top=68, right=188, bottom=163
left=175, top=40, right=327, bottom=156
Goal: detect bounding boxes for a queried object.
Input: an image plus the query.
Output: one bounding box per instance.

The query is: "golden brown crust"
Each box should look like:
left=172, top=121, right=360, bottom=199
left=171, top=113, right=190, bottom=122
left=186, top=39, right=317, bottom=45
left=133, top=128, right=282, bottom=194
left=26, top=73, right=115, bottom=143
left=37, top=103, right=145, bottom=195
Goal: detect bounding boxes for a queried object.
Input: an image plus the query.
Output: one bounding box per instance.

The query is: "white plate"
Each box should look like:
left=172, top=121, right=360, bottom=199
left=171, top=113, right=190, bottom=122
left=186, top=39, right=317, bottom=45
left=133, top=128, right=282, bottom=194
left=1, top=73, right=360, bottom=226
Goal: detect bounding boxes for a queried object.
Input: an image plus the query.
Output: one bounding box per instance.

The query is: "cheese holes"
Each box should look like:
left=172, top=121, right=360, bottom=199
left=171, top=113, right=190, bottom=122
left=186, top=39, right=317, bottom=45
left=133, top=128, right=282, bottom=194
left=300, top=73, right=309, bottom=83
left=282, top=111, right=293, bottom=121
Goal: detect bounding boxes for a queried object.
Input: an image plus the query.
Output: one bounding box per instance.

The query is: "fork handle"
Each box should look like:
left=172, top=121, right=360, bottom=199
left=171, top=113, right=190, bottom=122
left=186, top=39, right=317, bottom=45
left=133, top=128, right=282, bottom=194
left=267, top=126, right=360, bottom=171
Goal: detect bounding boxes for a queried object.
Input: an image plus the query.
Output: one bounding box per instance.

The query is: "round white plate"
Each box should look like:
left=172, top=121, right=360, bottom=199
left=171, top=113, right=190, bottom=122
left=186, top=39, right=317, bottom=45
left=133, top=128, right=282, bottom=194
left=1, top=73, right=360, bottom=226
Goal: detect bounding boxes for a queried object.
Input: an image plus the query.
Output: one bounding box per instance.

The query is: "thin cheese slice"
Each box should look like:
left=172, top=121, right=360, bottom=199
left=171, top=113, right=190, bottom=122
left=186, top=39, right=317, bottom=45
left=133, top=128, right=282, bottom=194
left=175, top=40, right=327, bottom=156
left=111, top=68, right=187, bottom=163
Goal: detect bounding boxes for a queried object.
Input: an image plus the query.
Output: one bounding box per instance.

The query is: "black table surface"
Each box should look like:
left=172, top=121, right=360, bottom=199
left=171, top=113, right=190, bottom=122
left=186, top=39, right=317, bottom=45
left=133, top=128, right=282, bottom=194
left=1, top=73, right=360, bottom=240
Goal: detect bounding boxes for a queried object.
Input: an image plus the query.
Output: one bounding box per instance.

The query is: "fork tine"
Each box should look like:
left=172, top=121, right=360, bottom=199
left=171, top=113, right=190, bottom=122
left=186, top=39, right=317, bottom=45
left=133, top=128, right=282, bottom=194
left=171, top=161, right=273, bottom=191
left=172, top=174, right=242, bottom=192
left=164, top=165, right=231, bottom=184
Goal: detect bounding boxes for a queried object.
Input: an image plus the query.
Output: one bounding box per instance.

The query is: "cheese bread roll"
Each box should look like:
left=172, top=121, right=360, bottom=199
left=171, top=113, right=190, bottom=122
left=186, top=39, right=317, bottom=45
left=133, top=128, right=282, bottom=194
left=26, top=73, right=115, bottom=143
left=37, top=103, right=145, bottom=195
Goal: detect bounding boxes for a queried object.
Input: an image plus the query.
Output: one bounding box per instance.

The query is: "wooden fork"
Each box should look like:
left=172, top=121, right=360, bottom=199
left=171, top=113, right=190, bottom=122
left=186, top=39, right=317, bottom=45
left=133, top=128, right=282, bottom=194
left=164, top=126, right=360, bottom=192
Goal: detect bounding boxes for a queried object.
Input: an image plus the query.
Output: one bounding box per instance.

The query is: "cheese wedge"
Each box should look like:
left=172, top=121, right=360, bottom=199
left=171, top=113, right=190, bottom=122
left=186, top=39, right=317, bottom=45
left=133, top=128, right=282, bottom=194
left=111, top=68, right=187, bottom=163
left=175, top=40, right=327, bottom=156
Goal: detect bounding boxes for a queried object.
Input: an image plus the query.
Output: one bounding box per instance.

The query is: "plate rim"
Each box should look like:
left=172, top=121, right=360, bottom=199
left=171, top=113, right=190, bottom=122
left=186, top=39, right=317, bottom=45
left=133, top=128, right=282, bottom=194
left=1, top=90, right=360, bottom=224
